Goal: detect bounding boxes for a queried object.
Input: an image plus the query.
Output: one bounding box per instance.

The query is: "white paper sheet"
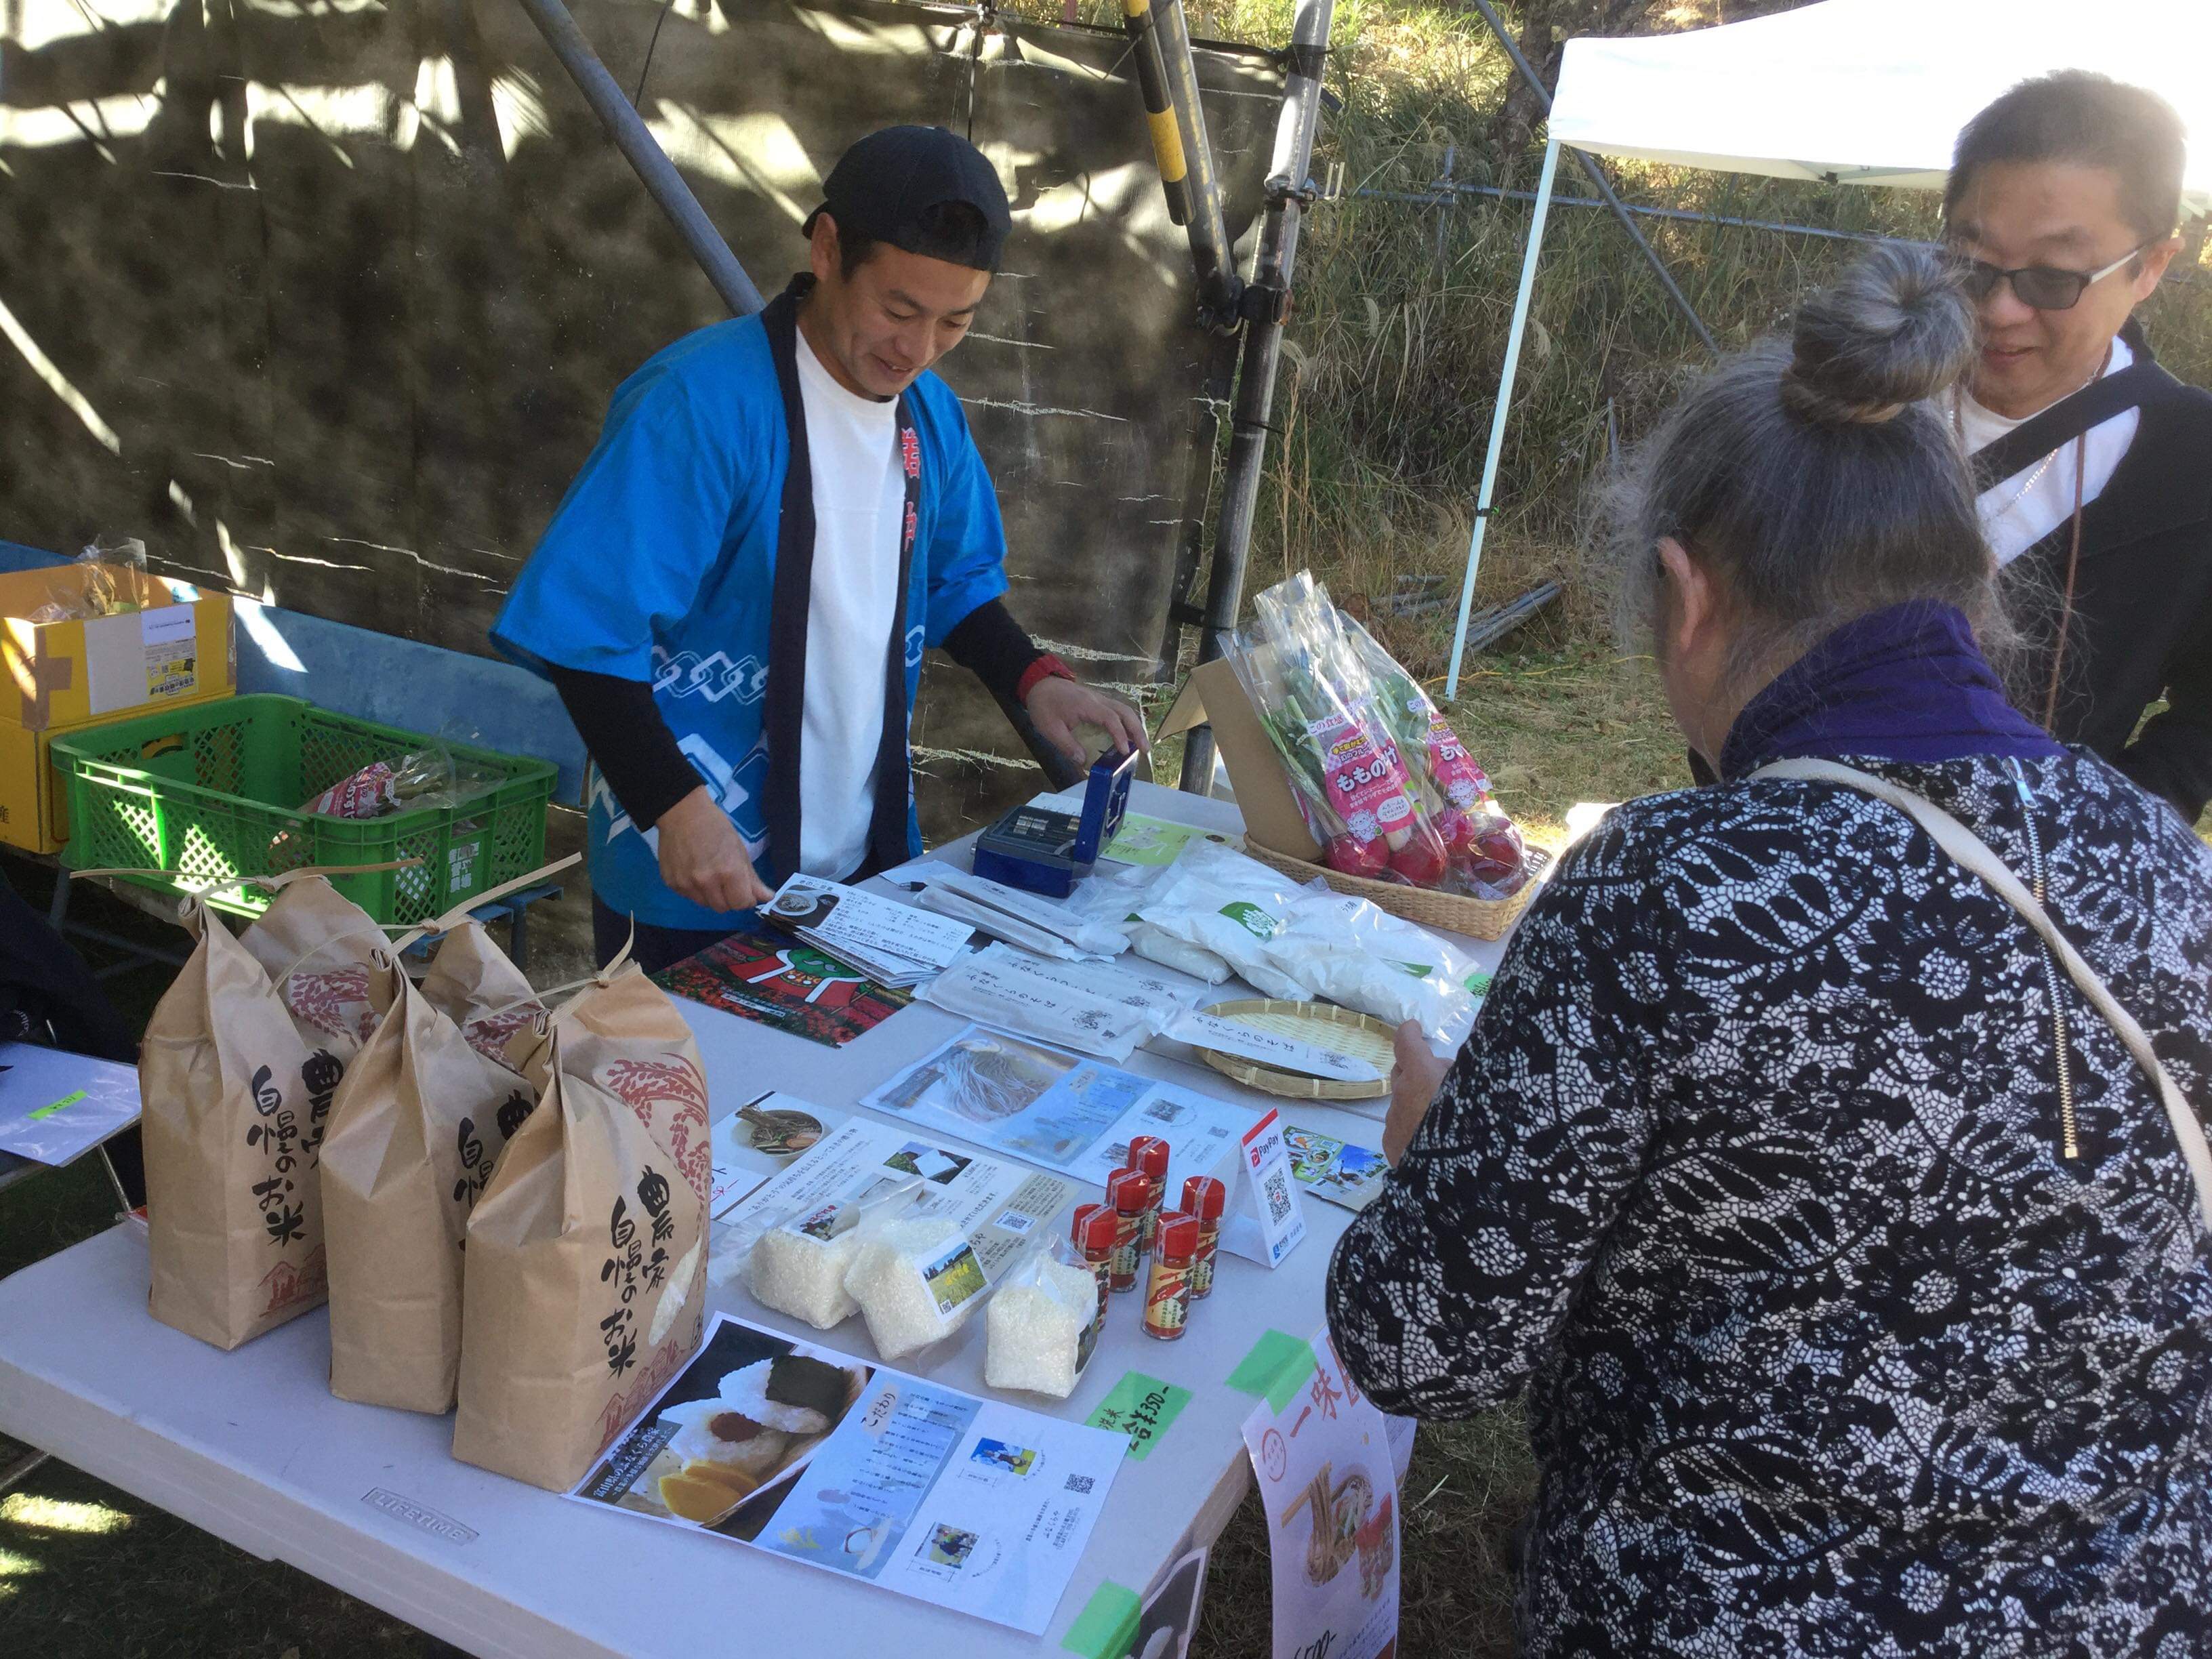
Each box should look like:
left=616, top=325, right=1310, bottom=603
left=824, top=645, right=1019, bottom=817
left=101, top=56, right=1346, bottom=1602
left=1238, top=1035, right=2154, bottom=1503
left=708, top=1091, right=851, bottom=1214
left=861, top=1027, right=1252, bottom=1196
left=570, top=1314, right=1126, bottom=1635
left=719, top=1116, right=1077, bottom=1279
left=0, top=1043, right=141, bottom=1166
left=1240, top=1332, right=1401, bottom=1659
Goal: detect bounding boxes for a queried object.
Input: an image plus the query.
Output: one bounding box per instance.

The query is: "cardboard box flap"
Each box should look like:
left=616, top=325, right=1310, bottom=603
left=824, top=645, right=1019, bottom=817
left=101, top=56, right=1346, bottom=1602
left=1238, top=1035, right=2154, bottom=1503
left=1157, top=657, right=1323, bottom=863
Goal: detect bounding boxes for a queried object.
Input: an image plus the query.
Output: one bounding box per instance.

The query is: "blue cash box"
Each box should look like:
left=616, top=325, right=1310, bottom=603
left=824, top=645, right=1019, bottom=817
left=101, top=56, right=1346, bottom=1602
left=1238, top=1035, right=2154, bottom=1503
left=970, top=750, right=1139, bottom=897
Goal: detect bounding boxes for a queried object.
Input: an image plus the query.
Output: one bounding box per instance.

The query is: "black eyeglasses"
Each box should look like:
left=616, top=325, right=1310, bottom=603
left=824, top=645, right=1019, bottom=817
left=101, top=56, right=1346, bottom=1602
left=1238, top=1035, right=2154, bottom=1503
left=1944, top=244, right=2148, bottom=311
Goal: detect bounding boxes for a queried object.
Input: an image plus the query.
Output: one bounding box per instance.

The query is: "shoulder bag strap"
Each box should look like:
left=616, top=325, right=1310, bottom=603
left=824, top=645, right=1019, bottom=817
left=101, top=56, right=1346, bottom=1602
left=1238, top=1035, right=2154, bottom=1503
left=1753, top=756, right=2212, bottom=1228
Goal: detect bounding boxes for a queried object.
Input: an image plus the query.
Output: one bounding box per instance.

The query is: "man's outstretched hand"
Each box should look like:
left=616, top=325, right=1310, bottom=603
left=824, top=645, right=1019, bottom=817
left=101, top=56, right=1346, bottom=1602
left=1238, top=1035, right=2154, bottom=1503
left=657, top=785, right=774, bottom=914
left=1025, top=674, right=1149, bottom=766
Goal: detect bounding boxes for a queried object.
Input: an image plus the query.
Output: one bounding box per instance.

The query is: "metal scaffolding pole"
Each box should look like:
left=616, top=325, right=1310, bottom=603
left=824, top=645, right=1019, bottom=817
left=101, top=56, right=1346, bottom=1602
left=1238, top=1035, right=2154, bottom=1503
left=1126, top=0, right=1244, bottom=326
left=1465, top=0, right=1716, bottom=355
left=1176, top=0, right=1334, bottom=794
left=512, top=0, right=764, bottom=316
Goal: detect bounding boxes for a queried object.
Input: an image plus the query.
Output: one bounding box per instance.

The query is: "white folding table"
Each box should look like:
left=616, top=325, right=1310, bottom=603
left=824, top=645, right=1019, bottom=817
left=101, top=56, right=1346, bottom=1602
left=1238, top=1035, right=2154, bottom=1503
left=0, top=781, right=1511, bottom=1657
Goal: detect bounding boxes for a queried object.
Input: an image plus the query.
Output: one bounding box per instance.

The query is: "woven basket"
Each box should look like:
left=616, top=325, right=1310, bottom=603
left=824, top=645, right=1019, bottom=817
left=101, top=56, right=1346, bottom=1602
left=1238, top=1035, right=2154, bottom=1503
left=1241, top=842, right=1551, bottom=941
left=1194, top=999, right=1397, bottom=1101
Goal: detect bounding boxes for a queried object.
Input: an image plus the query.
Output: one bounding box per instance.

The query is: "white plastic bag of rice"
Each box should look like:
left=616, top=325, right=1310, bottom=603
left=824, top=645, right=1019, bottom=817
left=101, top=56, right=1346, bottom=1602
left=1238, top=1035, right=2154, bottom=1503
left=985, top=1244, right=1100, bottom=1399
left=1261, top=888, right=1489, bottom=1050
left=1069, top=864, right=1233, bottom=984
left=1128, top=842, right=1311, bottom=1000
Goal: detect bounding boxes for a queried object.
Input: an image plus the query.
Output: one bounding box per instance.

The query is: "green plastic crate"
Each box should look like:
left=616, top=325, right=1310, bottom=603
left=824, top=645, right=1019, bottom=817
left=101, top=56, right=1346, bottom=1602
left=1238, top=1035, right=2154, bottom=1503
left=53, top=694, right=558, bottom=926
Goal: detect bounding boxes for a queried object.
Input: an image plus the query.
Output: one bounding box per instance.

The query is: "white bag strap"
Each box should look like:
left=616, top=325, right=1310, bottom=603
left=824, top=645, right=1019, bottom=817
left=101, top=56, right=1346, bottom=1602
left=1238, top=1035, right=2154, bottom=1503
left=1754, top=757, right=2212, bottom=1228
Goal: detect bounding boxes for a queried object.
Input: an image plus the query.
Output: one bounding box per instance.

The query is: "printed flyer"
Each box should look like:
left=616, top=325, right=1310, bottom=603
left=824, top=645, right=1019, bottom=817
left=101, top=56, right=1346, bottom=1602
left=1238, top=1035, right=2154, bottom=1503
left=571, top=1315, right=1125, bottom=1634
left=716, top=1116, right=1076, bottom=1278
left=654, top=932, right=909, bottom=1050
left=1240, top=1332, right=1401, bottom=1659
left=1283, top=1126, right=1391, bottom=1212
left=708, top=1092, right=851, bottom=1214
left=861, top=1027, right=1250, bottom=1191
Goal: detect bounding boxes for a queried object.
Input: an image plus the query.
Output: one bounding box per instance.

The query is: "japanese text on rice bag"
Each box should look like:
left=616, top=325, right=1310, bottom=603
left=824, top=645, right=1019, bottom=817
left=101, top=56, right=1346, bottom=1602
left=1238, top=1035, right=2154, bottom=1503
left=453, top=1029, right=707, bottom=1492
left=140, top=878, right=399, bottom=1351
left=321, top=973, right=539, bottom=1413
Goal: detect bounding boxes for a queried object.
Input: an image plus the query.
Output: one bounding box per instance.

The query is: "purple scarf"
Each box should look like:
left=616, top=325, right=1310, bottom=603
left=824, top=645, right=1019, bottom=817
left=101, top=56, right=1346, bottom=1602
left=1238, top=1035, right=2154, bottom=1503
left=1719, top=601, right=2063, bottom=781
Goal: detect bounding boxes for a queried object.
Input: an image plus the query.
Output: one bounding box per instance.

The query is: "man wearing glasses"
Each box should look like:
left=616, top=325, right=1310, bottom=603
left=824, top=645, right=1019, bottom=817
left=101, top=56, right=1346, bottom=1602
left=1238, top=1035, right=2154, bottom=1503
left=1944, top=71, right=2211, bottom=827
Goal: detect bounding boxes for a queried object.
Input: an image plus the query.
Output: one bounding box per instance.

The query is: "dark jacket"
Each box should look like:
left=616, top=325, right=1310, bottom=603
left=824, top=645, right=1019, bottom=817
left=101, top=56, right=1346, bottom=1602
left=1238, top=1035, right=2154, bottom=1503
left=1327, top=750, right=2212, bottom=1656
left=2006, top=330, right=2212, bottom=826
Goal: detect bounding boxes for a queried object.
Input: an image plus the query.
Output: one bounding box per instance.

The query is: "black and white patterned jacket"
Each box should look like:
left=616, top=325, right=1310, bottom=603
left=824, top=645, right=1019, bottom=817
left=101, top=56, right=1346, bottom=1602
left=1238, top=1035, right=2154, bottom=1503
left=1327, top=752, right=2212, bottom=1657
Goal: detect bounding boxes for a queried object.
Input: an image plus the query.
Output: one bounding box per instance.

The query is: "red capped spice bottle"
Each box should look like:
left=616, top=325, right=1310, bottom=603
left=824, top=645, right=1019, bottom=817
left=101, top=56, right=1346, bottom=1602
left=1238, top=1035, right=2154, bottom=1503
left=1127, top=1136, right=1171, bottom=1253
left=1069, top=1202, right=1117, bottom=1332
left=1144, top=1211, right=1201, bottom=1340
left=1181, top=1175, right=1226, bottom=1298
left=1106, top=1168, right=1153, bottom=1293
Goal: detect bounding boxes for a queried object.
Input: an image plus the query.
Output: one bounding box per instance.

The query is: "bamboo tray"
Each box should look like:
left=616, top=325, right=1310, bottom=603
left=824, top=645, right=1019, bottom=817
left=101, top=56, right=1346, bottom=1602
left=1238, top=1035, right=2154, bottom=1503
left=1193, top=999, right=1397, bottom=1101
left=1242, top=842, right=1551, bottom=941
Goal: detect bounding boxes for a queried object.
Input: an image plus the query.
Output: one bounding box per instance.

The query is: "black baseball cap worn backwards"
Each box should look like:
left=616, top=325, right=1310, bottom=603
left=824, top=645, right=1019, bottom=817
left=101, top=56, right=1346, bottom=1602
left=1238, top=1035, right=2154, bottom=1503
left=802, top=125, right=1013, bottom=272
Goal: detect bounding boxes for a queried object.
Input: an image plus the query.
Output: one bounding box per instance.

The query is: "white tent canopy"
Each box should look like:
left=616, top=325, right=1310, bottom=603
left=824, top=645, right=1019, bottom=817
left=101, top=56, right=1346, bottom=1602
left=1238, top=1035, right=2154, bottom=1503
left=1446, top=0, right=2212, bottom=692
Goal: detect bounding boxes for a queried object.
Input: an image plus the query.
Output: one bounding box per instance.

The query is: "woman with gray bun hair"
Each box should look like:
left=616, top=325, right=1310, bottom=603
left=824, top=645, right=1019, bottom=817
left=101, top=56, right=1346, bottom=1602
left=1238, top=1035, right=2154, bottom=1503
left=1328, top=243, right=2212, bottom=1656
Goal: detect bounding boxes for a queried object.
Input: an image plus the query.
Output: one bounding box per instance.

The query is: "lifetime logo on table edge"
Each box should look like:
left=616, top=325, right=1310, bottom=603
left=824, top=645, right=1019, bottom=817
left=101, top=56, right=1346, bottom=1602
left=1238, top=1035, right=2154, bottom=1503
left=363, top=1488, right=478, bottom=1547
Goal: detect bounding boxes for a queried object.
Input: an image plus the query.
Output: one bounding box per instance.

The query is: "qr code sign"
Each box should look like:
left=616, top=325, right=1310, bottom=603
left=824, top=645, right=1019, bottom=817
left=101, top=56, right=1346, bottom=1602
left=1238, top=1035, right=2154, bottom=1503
left=996, top=1209, right=1036, bottom=1235
left=1064, top=1473, right=1095, bottom=1494
left=1263, top=1171, right=1293, bottom=1227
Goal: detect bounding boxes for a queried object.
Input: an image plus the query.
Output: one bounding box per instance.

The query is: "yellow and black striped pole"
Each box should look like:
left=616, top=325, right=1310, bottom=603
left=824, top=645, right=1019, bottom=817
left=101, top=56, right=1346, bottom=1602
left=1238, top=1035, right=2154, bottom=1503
left=1121, top=0, right=1193, bottom=227
left=1122, top=0, right=1238, bottom=323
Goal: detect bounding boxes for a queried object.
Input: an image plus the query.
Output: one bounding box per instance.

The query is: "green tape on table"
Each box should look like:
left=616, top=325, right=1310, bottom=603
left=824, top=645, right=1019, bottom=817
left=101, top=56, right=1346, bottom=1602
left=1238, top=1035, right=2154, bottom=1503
left=1227, top=1328, right=1318, bottom=1412
left=1085, top=1371, right=1192, bottom=1462
left=29, top=1091, right=86, bottom=1122
left=1061, top=1578, right=1141, bottom=1659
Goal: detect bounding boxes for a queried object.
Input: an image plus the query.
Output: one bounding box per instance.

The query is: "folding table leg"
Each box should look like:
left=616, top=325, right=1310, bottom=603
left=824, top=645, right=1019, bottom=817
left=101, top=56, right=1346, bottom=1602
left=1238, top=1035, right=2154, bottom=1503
left=0, top=1446, right=49, bottom=1496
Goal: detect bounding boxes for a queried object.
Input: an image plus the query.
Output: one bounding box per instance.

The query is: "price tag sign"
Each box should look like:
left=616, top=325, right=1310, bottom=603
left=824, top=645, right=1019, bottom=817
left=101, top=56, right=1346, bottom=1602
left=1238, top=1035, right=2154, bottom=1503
left=1217, top=1108, right=1306, bottom=1269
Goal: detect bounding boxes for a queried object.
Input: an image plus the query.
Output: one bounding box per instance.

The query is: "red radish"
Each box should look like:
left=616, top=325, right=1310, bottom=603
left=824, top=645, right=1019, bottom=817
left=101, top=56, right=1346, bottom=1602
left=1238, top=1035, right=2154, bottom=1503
left=1326, top=835, right=1389, bottom=879
left=1389, top=831, right=1450, bottom=888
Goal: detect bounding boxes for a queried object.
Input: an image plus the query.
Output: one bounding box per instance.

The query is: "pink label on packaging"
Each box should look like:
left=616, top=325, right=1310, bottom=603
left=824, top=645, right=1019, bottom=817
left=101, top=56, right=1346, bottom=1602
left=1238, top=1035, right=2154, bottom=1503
left=306, top=760, right=396, bottom=819
left=1425, top=711, right=1496, bottom=810
left=1306, top=710, right=1414, bottom=844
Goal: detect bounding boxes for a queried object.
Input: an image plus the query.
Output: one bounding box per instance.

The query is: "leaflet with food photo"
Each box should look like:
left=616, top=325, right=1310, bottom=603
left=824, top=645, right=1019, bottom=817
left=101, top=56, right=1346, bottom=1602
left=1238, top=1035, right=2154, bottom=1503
left=708, top=1091, right=851, bottom=1213
left=861, top=1027, right=1252, bottom=1192
left=570, top=1314, right=1124, bottom=1634
left=718, top=1115, right=1073, bottom=1281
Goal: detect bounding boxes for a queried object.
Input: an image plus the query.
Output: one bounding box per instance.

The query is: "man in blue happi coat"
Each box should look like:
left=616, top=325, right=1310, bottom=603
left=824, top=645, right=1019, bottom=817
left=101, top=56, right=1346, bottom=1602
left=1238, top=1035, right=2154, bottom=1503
left=493, top=126, right=1146, bottom=971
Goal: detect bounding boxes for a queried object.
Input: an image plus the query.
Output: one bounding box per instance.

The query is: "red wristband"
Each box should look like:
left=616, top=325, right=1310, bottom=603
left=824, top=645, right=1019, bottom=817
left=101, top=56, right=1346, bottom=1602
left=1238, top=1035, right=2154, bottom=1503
left=1016, top=653, right=1076, bottom=703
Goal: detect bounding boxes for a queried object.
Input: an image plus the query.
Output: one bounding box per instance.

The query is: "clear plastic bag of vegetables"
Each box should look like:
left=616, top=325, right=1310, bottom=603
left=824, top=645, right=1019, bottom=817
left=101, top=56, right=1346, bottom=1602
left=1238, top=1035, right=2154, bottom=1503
left=1225, top=575, right=1454, bottom=888
left=1337, top=613, right=1528, bottom=897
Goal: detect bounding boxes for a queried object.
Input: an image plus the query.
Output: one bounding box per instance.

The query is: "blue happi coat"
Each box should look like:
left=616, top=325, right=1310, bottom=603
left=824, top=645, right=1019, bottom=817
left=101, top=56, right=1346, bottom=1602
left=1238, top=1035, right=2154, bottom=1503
left=491, top=311, right=1010, bottom=929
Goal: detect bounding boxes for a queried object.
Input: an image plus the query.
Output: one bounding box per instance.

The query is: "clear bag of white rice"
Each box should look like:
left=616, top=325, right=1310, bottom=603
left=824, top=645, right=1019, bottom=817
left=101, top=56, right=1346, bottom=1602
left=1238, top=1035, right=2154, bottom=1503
left=985, top=1241, right=1101, bottom=1399
left=842, top=1201, right=993, bottom=1361
left=733, top=1179, right=924, bottom=1329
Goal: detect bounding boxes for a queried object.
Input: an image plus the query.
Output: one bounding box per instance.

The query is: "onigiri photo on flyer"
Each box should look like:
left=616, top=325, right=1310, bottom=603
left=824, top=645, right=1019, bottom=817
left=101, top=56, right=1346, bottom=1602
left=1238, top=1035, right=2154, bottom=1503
left=568, top=1314, right=1126, bottom=1633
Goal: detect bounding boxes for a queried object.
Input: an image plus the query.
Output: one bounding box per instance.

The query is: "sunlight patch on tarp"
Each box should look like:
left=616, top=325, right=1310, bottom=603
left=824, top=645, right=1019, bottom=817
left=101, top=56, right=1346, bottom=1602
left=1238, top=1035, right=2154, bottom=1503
left=0, top=293, right=123, bottom=455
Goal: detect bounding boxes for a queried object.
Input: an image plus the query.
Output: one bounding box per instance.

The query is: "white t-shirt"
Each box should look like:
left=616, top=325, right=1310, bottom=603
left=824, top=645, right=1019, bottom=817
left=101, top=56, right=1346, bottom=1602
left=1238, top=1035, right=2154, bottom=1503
left=792, top=325, right=904, bottom=880
left=1952, top=335, right=2139, bottom=567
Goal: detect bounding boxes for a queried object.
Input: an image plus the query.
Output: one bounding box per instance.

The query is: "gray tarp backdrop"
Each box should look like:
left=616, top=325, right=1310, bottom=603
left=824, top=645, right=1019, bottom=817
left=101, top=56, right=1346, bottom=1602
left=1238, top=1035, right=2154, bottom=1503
left=1, top=0, right=1282, bottom=836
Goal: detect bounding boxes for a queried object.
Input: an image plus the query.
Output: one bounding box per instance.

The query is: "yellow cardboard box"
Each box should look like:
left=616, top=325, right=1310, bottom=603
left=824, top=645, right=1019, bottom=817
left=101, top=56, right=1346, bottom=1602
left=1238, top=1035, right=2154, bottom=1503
left=0, top=562, right=237, bottom=853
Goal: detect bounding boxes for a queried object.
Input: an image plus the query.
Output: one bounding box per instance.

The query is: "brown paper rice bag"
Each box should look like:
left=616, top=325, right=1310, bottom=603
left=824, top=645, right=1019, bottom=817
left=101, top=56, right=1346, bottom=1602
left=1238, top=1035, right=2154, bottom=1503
left=419, top=920, right=544, bottom=1072
left=140, top=901, right=330, bottom=1348
left=240, top=876, right=401, bottom=1063
left=140, top=875, right=399, bottom=1351
left=452, top=1035, right=706, bottom=1490
left=506, top=966, right=711, bottom=1210
left=321, top=977, right=539, bottom=1412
